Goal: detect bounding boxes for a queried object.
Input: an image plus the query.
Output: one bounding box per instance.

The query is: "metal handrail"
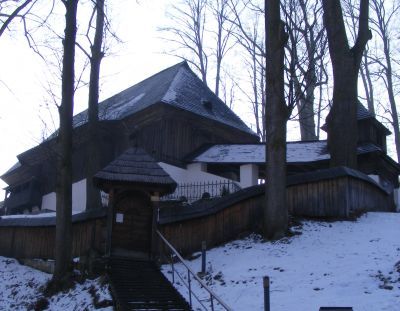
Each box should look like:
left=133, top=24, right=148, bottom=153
left=156, top=230, right=232, bottom=311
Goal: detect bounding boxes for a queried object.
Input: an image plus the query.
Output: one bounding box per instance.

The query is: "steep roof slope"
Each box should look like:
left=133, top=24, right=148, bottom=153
left=322, top=102, right=391, bottom=135
left=73, top=61, right=254, bottom=135
left=2, top=62, right=256, bottom=181
left=93, top=147, right=177, bottom=194
left=357, top=103, right=391, bottom=135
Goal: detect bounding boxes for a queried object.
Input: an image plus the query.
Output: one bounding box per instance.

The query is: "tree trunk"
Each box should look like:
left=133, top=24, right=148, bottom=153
left=54, top=0, right=78, bottom=282
left=360, top=52, right=375, bottom=116
left=298, top=98, right=317, bottom=141
left=86, top=0, right=104, bottom=211
left=295, top=72, right=317, bottom=141
left=384, top=49, right=400, bottom=162
left=374, top=0, right=400, bottom=162
left=322, top=0, right=371, bottom=169
left=264, top=0, right=289, bottom=239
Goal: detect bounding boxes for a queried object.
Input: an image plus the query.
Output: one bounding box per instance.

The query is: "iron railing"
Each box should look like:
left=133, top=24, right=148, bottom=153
left=156, top=230, right=232, bottom=311
left=161, top=180, right=241, bottom=203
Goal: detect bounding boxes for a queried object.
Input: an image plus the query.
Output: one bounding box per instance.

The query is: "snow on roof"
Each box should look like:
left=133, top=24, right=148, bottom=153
left=0, top=208, right=106, bottom=227
left=191, top=141, right=381, bottom=164
left=94, top=147, right=177, bottom=193
left=71, top=62, right=255, bottom=136
left=191, top=141, right=328, bottom=164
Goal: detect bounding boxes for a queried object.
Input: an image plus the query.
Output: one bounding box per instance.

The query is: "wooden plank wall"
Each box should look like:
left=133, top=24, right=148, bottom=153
left=287, top=176, right=393, bottom=218
left=0, top=218, right=106, bottom=259
left=0, top=175, right=393, bottom=259
left=158, top=194, right=264, bottom=256
left=159, top=176, right=394, bottom=255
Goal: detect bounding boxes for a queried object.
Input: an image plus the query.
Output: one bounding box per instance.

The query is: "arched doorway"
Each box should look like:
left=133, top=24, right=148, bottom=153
left=111, top=191, right=153, bottom=259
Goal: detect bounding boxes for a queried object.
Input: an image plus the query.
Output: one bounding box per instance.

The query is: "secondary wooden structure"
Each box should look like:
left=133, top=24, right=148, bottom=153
left=93, top=147, right=176, bottom=259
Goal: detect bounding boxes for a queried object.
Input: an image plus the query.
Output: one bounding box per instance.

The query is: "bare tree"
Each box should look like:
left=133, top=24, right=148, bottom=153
left=53, top=0, right=78, bottom=283
left=160, top=0, right=208, bottom=84
left=368, top=0, right=400, bottom=161
left=209, top=0, right=235, bottom=96
left=342, top=0, right=375, bottom=115
left=0, top=0, right=33, bottom=38
left=229, top=0, right=328, bottom=142
left=160, top=0, right=237, bottom=97
left=322, top=0, right=371, bottom=168
left=283, top=0, right=328, bottom=141
left=83, top=0, right=105, bottom=211
left=0, top=0, right=56, bottom=54
left=264, top=0, right=290, bottom=239
left=228, top=0, right=266, bottom=140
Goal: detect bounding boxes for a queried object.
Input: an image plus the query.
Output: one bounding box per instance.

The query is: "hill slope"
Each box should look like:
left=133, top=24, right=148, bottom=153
left=163, top=212, right=400, bottom=311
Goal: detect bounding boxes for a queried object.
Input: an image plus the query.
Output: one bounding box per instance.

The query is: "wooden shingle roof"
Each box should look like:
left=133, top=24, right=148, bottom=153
left=357, top=103, right=391, bottom=135
left=94, top=147, right=177, bottom=194
left=69, top=61, right=255, bottom=136
left=321, top=102, right=391, bottom=135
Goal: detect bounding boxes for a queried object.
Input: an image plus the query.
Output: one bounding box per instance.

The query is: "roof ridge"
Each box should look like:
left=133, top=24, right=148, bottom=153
left=160, top=61, right=190, bottom=103
left=70, top=62, right=187, bottom=123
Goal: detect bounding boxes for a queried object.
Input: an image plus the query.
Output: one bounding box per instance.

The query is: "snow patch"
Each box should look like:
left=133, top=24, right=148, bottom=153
left=0, top=257, right=112, bottom=310
left=192, top=142, right=329, bottom=164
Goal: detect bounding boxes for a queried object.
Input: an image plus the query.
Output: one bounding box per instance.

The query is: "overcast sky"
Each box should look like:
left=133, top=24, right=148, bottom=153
left=0, top=1, right=179, bottom=197
left=0, top=0, right=332, bottom=199
left=0, top=1, right=262, bottom=197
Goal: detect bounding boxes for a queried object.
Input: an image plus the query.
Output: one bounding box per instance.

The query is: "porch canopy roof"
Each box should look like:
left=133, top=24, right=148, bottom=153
left=94, top=147, right=177, bottom=195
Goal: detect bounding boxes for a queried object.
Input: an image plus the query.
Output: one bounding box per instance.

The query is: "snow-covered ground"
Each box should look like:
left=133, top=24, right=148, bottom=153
left=163, top=212, right=400, bottom=311
left=0, top=257, right=113, bottom=310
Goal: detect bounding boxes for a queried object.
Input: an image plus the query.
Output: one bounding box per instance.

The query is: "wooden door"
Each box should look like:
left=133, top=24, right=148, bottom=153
left=111, top=191, right=153, bottom=258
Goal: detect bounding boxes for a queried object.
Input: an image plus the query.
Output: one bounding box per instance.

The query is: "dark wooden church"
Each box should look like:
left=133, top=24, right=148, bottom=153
left=1, top=62, right=258, bottom=215
left=1, top=61, right=399, bottom=215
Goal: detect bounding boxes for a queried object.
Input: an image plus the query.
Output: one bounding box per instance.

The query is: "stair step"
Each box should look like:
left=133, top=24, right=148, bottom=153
left=108, top=257, right=191, bottom=311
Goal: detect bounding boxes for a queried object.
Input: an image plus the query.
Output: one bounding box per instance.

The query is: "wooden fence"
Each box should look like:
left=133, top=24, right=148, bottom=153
left=0, top=209, right=106, bottom=259
left=158, top=167, right=395, bottom=255
left=0, top=167, right=395, bottom=259
left=286, top=167, right=394, bottom=218
left=159, top=193, right=264, bottom=256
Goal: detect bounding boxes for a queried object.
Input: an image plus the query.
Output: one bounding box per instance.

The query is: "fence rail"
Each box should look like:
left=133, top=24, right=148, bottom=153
left=156, top=230, right=232, bottom=311
left=161, top=180, right=240, bottom=203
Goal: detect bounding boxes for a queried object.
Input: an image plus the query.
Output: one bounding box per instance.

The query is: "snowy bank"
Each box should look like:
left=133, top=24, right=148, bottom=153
left=0, top=256, right=112, bottom=310
left=163, top=212, right=400, bottom=311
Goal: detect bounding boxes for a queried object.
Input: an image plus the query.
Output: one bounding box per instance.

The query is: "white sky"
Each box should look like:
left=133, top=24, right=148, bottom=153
left=0, top=1, right=180, bottom=197
left=0, top=0, right=282, bottom=199
left=4, top=1, right=394, bottom=201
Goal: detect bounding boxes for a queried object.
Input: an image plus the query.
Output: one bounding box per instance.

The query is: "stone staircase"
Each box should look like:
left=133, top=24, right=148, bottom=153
left=108, top=257, right=191, bottom=311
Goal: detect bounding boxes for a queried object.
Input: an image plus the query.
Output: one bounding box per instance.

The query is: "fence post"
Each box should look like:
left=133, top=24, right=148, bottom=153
left=188, top=269, right=192, bottom=307
left=201, top=241, right=206, bottom=274
left=263, top=276, right=270, bottom=311
left=171, top=254, right=175, bottom=284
